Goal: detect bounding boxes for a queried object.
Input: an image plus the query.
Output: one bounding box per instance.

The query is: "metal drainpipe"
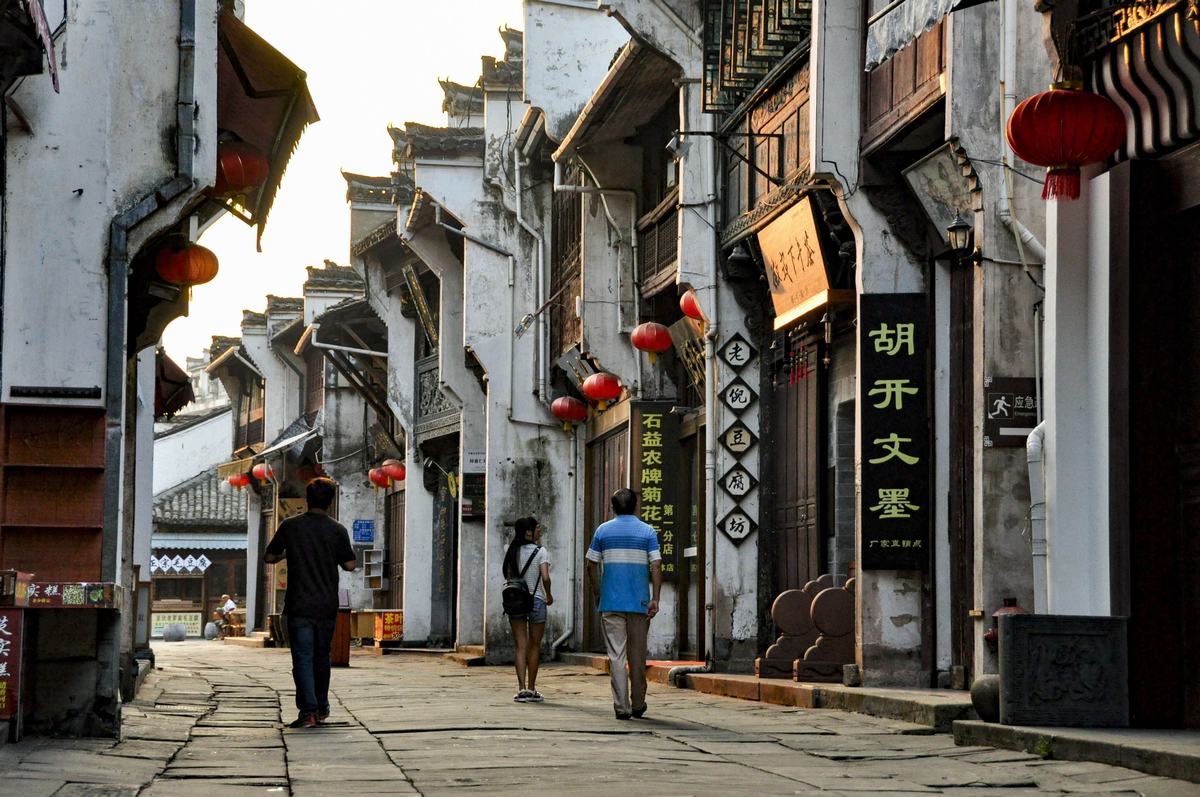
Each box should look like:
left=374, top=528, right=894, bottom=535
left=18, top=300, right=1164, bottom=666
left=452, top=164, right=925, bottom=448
left=514, top=149, right=548, bottom=405
left=1027, top=421, right=1048, bottom=613
left=552, top=429, right=580, bottom=656
left=309, top=324, right=387, bottom=358
left=102, top=0, right=197, bottom=582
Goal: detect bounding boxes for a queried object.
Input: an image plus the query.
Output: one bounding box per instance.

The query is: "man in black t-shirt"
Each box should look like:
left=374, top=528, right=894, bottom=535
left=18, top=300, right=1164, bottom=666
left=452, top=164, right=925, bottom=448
left=264, top=478, right=356, bottom=728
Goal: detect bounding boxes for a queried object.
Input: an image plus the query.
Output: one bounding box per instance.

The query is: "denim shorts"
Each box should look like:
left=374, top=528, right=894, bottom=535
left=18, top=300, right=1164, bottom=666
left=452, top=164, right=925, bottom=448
left=512, top=597, right=547, bottom=624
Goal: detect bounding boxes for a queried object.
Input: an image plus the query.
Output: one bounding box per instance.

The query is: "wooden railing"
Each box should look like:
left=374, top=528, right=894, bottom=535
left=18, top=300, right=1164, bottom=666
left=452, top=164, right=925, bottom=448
left=637, top=188, right=680, bottom=294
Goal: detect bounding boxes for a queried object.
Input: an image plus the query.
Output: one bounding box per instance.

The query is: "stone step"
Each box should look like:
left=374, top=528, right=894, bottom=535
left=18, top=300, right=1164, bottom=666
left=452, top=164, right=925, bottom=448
left=443, top=651, right=486, bottom=667
left=223, top=636, right=268, bottom=649
left=559, top=651, right=609, bottom=672
left=456, top=644, right=485, bottom=656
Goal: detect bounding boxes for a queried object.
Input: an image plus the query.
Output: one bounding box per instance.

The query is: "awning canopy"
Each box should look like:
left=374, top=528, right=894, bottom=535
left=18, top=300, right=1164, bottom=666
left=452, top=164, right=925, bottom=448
left=154, top=349, right=194, bottom=420
left=256, top=422, right=317, bottom=461
left=152, top=533, right=246, bottom=551
left=866, top=0, right=981, bottom=70
left=217, top=10, right=319, bottom=247
left=553, top=41, right=681, bottom=162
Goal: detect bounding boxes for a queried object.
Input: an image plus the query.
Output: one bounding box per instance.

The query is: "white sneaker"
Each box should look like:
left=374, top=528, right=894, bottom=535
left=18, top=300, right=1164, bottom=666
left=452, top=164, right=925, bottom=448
left=514, top=689, right=532, bottom=702
left=526, top=690, right=544, bottom=703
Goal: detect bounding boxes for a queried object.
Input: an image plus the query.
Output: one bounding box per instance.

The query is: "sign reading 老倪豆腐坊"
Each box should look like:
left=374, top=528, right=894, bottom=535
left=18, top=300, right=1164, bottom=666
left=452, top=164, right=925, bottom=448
left=859, top=294, right=930, bottom=570
left=630, top=402, right=682, bottom=582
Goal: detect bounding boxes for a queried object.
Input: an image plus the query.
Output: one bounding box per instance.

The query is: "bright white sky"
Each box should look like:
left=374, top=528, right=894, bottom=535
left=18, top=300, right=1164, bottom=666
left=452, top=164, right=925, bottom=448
left=161, top=0, right=524, bottom=362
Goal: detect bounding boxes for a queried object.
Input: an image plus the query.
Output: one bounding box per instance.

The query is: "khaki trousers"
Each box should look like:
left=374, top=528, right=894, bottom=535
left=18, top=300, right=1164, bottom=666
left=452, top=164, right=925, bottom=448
left=601, top=612, right=649, bottom=715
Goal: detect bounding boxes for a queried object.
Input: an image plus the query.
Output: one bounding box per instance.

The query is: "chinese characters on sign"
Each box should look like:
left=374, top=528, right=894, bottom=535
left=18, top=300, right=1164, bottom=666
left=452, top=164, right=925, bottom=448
left=375, top=610, right=403, bottom=641
left=718, top=509, right=757, bottom=543
left=720, top=466, right=758, bottom=499
left=720, top=377, right=757, bottom=414
left=630, top=402, right=682, bottom=581
left=756, top=197, right=834, bottom=331
left=719, top=333, right=755, bottom=371
left=0, top=609, right=22, bottom=720
left=721, top=422, right=758, bottom=457
left=860, top=294, right=930, bottom=570
left=983, top=376, right=1039, bottom=448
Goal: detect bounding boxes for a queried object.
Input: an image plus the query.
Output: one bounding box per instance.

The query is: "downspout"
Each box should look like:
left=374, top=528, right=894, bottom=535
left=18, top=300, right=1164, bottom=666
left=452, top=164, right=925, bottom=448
left=102, top=0, right=197, bottom=581
left=514, top=149, right=548, bottom=405
left=998, top=0, right=1046, bottom=266
left=703, top=323, right=718, bottom=667
left=1027, top=421, right=1048, bottom=613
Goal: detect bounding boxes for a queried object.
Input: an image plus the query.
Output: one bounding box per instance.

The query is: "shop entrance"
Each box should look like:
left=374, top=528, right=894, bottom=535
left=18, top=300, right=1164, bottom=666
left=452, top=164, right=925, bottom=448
left=583, top=424, right=629, bottom=653
left=1127, top=159, right=1200, bottom=727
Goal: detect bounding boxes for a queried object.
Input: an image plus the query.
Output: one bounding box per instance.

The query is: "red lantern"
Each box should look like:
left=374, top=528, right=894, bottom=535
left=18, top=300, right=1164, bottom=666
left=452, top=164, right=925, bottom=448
left=630, top=322, right=673, bottom=364
left=368, top=468, right=392, bottom=491
left=155, top=242, right=219, bottom=286
left=381, top=459, right=406, bottom=482
left=680, top=289, right=705, bottom=322
left=212, top=141, right=270, bottom=197
left=551, top=396, right=588, bottom=431
left=251, top=463, right=273, bottom=482
left=228, top=472, right=251, bottom=489
left=1006, top=83, right=1127, bottom=201
left=582, top=372, right=622, bottom=411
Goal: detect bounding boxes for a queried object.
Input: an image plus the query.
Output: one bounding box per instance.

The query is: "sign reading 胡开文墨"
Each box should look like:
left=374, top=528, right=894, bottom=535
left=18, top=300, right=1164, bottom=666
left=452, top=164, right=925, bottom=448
left=630, top=402, right=682, bottom=582
left=859, top=293, right=931, bottom=570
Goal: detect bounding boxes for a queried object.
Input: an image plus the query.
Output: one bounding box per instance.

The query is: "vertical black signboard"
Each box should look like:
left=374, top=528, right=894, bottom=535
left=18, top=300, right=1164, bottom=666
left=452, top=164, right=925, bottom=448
left=859, top=293, right=931, bottom=570
left=630, top=402, right=681, bottom=582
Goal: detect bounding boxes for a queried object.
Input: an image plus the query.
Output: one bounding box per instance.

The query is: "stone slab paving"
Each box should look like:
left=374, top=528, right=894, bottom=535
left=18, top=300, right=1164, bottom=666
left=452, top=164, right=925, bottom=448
left=0, top=640, right=1197, bottom=795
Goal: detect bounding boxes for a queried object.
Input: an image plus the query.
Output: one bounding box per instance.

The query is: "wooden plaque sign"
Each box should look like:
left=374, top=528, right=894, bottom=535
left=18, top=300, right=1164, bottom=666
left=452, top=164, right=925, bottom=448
left=757, top=196, right=833, bottom=331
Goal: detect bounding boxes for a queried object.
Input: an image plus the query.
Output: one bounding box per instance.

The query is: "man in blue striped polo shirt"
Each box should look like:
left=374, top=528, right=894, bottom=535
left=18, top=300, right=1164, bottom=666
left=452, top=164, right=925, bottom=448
left=585, top=488, right=662, bottom=720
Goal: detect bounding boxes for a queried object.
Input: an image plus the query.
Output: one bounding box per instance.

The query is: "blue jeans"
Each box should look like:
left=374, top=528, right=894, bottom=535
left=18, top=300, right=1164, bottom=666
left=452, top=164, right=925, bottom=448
left=287, top=615, right=336, bottom=717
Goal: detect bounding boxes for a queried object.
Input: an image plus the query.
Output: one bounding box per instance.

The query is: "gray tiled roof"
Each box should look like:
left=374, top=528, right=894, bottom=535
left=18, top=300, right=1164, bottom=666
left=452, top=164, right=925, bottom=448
left=153, top=469, right=247, bottom=530
left=305, top=261, right=364, bottom=291
left=154, top=405, right=231, bottom=440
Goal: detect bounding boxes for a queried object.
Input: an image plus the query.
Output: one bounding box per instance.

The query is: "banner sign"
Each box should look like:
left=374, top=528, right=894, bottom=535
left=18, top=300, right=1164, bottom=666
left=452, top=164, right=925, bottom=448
left=630, top=402, right=682, bottom=581
left=151, top=612, right=203, bottom=638
left=0, top=609, right=24, bottom=720
left=859, top=293, right=931, bottom=570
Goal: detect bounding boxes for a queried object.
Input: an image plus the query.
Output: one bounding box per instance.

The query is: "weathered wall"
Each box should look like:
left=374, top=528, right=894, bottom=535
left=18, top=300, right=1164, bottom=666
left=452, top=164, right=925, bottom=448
left=133, top=349, right=157, bottom=582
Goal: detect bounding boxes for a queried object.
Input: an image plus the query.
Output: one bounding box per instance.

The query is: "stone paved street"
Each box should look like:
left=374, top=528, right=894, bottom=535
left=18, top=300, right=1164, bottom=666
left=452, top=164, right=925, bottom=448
left=2, top=641, right=1198, bottom=796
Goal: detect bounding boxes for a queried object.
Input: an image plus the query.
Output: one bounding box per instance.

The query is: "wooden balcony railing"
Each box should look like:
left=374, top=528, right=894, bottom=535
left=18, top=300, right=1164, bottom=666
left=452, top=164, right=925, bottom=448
left=637, top=188, right=680, bottom=295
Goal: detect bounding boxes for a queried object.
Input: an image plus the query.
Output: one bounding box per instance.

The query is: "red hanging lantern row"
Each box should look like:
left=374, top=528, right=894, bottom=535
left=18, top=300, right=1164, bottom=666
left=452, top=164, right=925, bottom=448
left=381, top=459, right=406, bottom=482
left=212, top=141, right=270, bottom=197
left=368, top=468, right=392, bottom=491
left=680, top=289, right=705, bottom=322
left=581, top=372, right=622, bottom=411
left=251, top=463, right=273, bottom=482
left=551, top=396, right=589, bottom=431
left=630, top=322, right=674, bottom=364
left=155, top=242, right=219, bottom=287
left=228, top=472, right=251, bottom=489
left=1006, top=82, right=1127, bottom=201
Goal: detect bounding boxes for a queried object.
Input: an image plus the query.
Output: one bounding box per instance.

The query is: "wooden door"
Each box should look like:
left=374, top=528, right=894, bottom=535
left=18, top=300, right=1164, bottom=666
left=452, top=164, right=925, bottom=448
left=767, top=335, right=824, bottom=595
left=676, top=430, right=705, bottom=660
left=583, top=426, right=629, bottom=652
left=948, top=261, right=976, bottom=684
left=384, top=488, right=405, bottom=610
left=1128, top=178, right=1200, bottom=727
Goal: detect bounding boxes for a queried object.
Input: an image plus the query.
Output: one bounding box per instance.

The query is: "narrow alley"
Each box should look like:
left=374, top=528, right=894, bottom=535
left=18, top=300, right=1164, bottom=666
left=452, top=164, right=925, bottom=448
left=3, top=642, right=1198, bottom=797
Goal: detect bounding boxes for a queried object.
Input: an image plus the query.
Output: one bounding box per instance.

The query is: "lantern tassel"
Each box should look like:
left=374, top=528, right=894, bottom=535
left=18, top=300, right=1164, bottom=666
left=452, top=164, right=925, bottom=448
left=648, top=352, right=658, bottom=365
left=1043, top=167, right=1081, bottom=201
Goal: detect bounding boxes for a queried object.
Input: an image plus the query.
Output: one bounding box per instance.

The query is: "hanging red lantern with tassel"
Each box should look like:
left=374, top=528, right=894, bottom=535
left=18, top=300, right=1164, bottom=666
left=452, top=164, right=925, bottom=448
left=582, top=372, right=622, bottom=411
left=228, top=472, right=251, bottom=489
left=381, top=459, right=406, bottom=482
left=155, top=241, right=219, bottom=286
left=1006, top=82, right=1126, bottom=201
left=630, top=322, right=674, bottom=364
left=680, top=289, right=705, bottom=322
left=551, top=396, right=588, bottom=431
left=251, top=463, right=273, bottom=482
left=368, top=468, right=392, bottom=491
left=212, top=141, right=270, bottom=197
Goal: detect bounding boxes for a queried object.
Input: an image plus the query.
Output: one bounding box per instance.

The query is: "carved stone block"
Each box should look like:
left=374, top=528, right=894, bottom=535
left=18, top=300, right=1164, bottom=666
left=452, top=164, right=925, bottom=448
left=794, top=577, right=856, bottom=683
left=999, top=614, right=1128, bottom=728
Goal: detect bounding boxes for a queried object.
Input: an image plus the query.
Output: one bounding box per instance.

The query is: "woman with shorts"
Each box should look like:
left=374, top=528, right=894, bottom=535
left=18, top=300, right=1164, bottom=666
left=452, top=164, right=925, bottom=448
left=503, top=516, right=552, bottom=702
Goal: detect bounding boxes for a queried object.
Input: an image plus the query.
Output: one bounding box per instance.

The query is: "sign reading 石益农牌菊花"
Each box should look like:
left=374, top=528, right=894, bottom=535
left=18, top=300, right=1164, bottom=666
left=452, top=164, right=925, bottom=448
left=859, top=294, right=931, bottom=570
left=630, top=402, right=682, bottom=582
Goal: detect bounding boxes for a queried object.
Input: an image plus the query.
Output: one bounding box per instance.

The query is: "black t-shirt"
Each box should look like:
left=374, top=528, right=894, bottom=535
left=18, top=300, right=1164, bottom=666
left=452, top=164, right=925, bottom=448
left=263, top=511, right=355, bottom=619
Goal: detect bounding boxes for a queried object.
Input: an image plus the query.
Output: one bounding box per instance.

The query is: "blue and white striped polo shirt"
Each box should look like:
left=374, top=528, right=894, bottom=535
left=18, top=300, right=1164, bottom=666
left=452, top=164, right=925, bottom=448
left=586, top=514, right=661, bottom=613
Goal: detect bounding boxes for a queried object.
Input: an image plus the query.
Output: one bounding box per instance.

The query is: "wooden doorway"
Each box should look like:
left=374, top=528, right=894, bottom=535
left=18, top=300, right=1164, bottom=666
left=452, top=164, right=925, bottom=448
left=948, top=259, right=976, bottom=685
left=583, top=424, right=629, bottom=653
left=1126, top=158, right=1200, bottom=727
left=676, top=425, right=706, bottom=661
left=384, top=487, right=405, bottom=610
left=767, top=333, right=824, bottom=595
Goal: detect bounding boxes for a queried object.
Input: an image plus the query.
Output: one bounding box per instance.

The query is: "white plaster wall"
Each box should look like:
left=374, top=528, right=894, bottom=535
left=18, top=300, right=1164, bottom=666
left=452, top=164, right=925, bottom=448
left=1043, top=169, right=1114, bottom=617
left=153, top=409, right=233, bottom=493
left=133, top=349, right=156, bottom=580
left=524, top=1, right=628, bottom=140
left=2, top=0, right=219, bottom=404
left=242, top=323, right=292, bottom=442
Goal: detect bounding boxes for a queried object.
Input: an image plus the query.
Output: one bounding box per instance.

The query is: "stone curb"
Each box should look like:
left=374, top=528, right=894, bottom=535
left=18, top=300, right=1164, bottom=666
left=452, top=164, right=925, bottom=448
left=953, top=720, right=1200, bottom=784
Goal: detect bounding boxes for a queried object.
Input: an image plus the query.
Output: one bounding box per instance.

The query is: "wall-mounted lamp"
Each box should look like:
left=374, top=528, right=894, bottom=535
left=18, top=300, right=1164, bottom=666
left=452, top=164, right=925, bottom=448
left=946, top=213, right=982, bottom=265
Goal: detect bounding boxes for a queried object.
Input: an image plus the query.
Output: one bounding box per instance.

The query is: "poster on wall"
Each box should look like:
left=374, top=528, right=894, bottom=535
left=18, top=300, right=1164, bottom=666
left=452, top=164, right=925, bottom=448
left=859, top=293, right=931, bottom=570
left=150, top=612, right=203, bottom=638
left=629, top=402, right=682, bottom=582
